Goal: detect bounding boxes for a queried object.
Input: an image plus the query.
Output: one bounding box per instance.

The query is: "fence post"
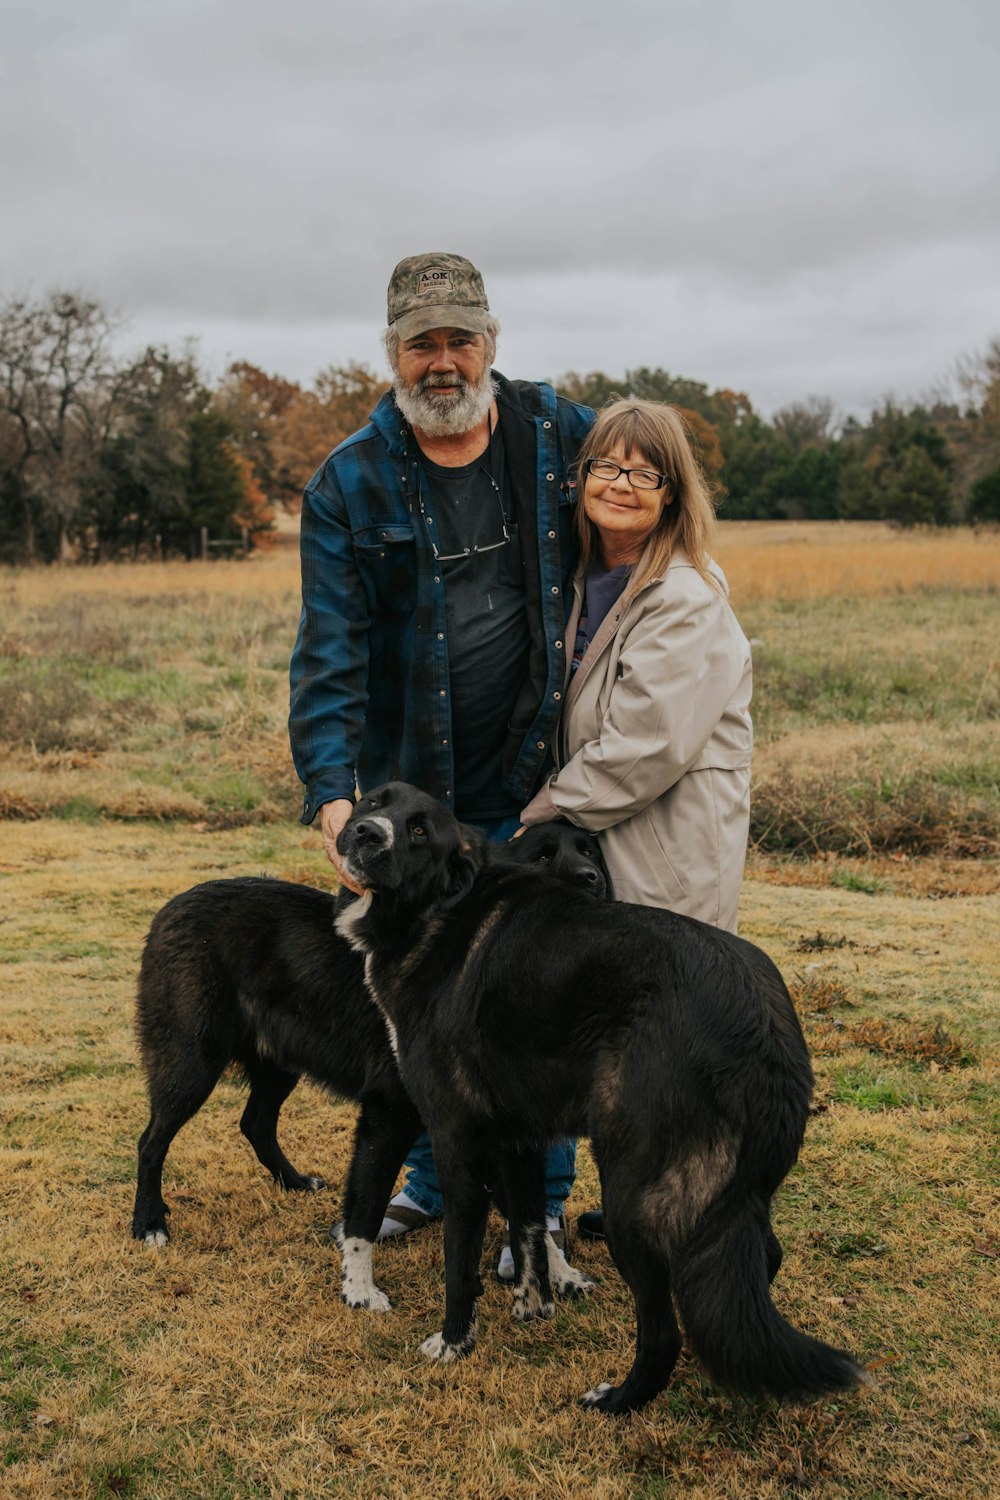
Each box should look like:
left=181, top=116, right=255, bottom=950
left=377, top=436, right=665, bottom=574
left=201, top=526, right=209, bottom=560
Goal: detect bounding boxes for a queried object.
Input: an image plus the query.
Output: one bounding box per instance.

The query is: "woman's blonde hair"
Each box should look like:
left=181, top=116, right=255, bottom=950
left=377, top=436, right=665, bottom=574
left=574, top=399, right=720, bottom=597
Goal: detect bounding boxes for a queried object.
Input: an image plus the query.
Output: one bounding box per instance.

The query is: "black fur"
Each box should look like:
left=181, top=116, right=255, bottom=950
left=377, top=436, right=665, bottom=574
left=130, top=821, right=609, bottom=1269
left=337, top=782, right=870, bottom=1412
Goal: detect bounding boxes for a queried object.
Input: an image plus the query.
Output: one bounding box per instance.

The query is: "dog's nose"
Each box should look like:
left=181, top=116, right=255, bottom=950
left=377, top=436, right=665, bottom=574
left=578, top=866, right=605, bottom=894
left=351, top=818, right=389, bottom=850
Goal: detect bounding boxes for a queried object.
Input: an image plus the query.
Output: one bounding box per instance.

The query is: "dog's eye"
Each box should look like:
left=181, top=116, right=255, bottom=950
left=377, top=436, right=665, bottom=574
left=410, top=825, right=427, bottom=840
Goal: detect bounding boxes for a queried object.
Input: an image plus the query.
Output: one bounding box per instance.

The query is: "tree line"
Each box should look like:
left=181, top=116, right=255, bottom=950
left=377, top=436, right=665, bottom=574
left=2, top=291, right=999, bottom=564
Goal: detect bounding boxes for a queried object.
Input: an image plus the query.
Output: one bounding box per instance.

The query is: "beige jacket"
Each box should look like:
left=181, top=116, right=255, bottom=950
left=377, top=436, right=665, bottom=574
left=520, top=552, right=752, bottom=932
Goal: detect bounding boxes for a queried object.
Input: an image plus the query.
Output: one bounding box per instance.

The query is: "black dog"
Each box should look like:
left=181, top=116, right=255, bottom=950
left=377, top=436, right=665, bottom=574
left=130, top=822, right=608, bottom=1311
left=336, top=782, right=870, bottom=1413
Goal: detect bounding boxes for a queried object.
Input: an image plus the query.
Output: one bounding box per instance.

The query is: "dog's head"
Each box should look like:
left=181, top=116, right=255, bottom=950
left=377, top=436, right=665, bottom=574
left=337, top=782, right=483, bottom=911
left=499, top=822, right=611, bottom=900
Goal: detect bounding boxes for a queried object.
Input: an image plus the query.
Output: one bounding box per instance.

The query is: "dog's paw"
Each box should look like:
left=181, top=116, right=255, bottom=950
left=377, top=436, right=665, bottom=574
left=140, top=1229, right=169, bottom=1249
left=281, top=1171, right=327, bottom=1192
left=511, top=1281, right=555, bottom=1323
left=581, top=1380, right=622, bottom=1412
left=547, top=1238, right=596, bottom=1298
left=339, top=1235, right=391, bottom=1311
left=581, top=1380, right=633, bottom=1414
left=342, top=1284, right=392, bottom=1314
left=419, top=1327, right=476, bottom=1363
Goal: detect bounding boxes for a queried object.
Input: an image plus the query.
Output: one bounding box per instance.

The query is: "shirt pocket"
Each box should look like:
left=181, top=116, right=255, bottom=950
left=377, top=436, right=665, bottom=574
left=353, top=523, right=417, bottom=616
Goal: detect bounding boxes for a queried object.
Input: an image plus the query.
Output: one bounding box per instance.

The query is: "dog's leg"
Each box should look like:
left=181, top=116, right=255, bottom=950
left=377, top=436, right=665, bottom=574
left=333, top=1100, right=422, bottom=1314
left=580, top=1209, right=681, bottom=1415
left=239, top=1060, right=324, bottom=1191
left=419, top=1138, right=489, bottom=1363
left=498, top=1151, right=554, bottom=1322
left=132, top=1069, right=219, bottom=1246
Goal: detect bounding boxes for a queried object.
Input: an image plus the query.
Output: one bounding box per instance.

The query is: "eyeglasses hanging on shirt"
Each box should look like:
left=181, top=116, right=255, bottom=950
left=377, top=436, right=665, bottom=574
left=415, top=411, right=511, bottom=562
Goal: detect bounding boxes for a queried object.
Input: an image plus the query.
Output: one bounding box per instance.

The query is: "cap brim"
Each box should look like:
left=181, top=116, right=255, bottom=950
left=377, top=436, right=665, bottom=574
left=393, top=305, right=490, bottom=340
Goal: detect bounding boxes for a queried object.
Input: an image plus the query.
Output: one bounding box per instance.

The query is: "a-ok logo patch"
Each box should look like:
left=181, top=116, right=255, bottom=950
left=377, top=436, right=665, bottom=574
left=418, top=269, right=453, bottom=295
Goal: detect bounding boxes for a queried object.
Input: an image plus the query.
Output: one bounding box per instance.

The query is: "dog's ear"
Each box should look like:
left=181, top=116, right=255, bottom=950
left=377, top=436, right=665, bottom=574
left=439, top=836, right=483, bottom=911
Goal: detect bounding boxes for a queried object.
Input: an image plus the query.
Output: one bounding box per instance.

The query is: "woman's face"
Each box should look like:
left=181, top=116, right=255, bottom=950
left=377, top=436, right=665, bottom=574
left=583, top=447, right=671, bottom=564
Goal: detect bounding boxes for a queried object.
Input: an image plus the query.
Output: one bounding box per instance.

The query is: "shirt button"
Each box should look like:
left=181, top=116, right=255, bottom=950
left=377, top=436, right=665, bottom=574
left=553, top=691, right=562, bottom=700
left=543, top=420, right=552, bottom=429
left=550, top=586, right=559, bottom=594
left=536, top=741, right=545, bottom=749
left=555, top=639, right=563, bottom=649
left=547, top=530, right=556, bottom=539
left=546, top=472, right=555, bottom=481
left=437, top=632, right=444, bottom=640
left=439, top=689, right=446, bottom=697
left=434, top=575, right=441, bottom=584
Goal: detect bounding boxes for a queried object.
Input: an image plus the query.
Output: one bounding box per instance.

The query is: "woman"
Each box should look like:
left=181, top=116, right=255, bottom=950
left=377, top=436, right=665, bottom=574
left=520, top=397, right=752, bottom=928
left=519, top=399, right=752, bottom=1241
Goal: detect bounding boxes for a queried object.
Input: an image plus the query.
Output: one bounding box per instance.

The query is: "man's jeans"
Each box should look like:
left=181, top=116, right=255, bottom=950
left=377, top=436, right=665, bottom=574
left=399, top=813, right=577, bottom=1219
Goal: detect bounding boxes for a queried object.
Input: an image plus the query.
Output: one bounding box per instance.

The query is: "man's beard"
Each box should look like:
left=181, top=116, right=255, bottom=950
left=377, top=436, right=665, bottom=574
left=393, top=365, right=497, bottom=438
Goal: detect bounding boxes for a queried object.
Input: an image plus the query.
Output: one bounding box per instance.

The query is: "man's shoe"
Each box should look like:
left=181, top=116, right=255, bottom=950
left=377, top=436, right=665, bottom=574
left=377, top=1192, right=439, bottom=1241
left=577, top=1209, right=605, bottom=1240
left=496, top=1215, right=567, bottom=1282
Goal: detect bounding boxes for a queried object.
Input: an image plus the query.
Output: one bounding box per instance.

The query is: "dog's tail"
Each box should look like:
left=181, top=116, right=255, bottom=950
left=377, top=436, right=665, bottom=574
left=671, top=1196, right=870, bottom=1401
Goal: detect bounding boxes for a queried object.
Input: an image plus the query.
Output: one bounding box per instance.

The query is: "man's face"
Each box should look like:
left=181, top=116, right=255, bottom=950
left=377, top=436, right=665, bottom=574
left=396, top=328, right=490, bottom=402
left=392, top=326, right=495, bottom=438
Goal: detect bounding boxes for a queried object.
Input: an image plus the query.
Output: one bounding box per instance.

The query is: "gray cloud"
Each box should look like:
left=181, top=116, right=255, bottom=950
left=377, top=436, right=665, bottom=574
left=2, top=0, right=998, bottom=413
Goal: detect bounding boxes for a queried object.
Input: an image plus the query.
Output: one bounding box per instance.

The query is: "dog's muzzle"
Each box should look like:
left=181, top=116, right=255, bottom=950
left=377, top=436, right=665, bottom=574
left=339, top=814, right=400, bottom=889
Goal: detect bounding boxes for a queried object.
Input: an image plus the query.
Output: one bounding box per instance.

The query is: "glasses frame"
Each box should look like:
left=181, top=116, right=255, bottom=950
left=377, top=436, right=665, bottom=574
left=418, top=468, right=511, bottom=562
left=585, top=458, right=669, bottom=491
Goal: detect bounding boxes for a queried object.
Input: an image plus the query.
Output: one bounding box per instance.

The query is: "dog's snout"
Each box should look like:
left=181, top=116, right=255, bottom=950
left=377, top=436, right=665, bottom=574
left=352, top=818, right=389, bottom=850
left=578, top=866, right=605, bottom=893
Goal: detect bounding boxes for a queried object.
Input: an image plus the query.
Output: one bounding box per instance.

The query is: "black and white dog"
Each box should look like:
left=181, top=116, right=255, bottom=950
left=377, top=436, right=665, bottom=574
left=336, top=782, right=870, bottom=1414
left=130, top=822, right=608, bottom=1312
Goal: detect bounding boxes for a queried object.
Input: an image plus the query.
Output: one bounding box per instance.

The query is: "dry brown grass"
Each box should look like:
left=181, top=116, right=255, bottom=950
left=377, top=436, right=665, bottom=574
left=714, top=521, right=1000, bottom=601
left=2, top=820, right=999, bottom=1499
left=2, top=524, right=999, bottom=1496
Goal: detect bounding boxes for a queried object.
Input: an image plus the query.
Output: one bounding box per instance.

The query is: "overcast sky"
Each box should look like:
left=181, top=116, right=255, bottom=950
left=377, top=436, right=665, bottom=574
left=3, top=0, right=999, bottom=417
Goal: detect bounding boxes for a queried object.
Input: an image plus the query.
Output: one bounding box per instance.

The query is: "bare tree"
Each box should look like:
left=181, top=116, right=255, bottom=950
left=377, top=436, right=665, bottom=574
left=0, top=291, right=120, bottom=559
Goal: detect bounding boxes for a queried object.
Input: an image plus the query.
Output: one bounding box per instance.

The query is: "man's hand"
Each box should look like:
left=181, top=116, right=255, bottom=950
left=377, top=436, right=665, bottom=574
left=318, top=799, right=365, bottom=894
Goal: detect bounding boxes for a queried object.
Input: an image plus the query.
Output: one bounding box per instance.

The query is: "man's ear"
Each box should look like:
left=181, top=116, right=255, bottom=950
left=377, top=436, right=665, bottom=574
left=439, top=840, right=480, bottom=911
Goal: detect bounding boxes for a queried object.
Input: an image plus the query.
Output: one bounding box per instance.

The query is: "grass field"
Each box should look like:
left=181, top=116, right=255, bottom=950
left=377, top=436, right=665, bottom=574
left=2, top=523, right=998, bottom=1497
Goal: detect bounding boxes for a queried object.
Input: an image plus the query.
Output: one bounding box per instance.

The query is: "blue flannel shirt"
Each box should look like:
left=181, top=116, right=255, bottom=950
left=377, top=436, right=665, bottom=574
left=289, top=373, right=595, bottom=823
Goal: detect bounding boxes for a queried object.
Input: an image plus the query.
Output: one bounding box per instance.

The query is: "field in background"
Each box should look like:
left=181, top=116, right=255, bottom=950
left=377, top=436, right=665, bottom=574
left=2, top=523, right=998, bottom=1497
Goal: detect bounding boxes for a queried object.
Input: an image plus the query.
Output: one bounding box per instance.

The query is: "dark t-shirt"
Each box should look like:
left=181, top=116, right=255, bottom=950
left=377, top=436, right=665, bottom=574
left=421, top=424, right=529, bottom=820
left=572, top=560, right=632, bottom=673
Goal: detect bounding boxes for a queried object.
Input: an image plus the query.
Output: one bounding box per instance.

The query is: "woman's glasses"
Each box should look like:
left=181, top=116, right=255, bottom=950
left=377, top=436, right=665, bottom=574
left=585, top=459, right=667, bottom=491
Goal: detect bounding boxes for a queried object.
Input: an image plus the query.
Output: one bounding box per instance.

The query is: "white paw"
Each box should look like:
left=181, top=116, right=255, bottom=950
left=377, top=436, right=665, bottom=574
left=143, top=1230, right=168, bottom=1249
left=511, top=1282, right=555, bottom=1322
left=547, top=1238, right=595, bottom=1297
left=339, top=1235, right=390, bottom=1311
left=581, top=1381, right=613, bottom=1407
left=342, top=1284, right=392, bottom=1313
left=419, top=1328, right=476, bottom=1363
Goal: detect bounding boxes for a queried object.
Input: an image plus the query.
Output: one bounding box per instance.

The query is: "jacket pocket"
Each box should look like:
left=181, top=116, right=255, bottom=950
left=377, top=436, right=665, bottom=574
left=353, top=523, right=417, bottom=616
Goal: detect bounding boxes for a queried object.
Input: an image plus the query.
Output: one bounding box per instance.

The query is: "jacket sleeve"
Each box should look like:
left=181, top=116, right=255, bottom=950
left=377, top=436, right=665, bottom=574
left=288, top=472, right=370, bottom=822
left=521, top=576, right=748, bottom=832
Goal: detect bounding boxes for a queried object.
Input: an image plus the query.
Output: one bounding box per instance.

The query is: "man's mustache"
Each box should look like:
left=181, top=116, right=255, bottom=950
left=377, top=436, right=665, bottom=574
left=418, top=373, right=468, bottom=393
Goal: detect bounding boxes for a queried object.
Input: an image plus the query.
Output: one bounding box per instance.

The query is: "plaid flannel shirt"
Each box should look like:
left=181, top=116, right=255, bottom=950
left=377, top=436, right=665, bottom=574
left=289, top=373, right=595, bottom=823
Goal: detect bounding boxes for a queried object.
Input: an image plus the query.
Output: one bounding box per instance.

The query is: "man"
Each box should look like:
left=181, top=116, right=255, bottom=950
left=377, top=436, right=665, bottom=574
left=289, top=253, right=595, bottom=1268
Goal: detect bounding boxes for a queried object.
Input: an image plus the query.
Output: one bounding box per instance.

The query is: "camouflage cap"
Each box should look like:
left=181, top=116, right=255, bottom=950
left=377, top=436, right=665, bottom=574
left=387, top=253, right=491, bottom=340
